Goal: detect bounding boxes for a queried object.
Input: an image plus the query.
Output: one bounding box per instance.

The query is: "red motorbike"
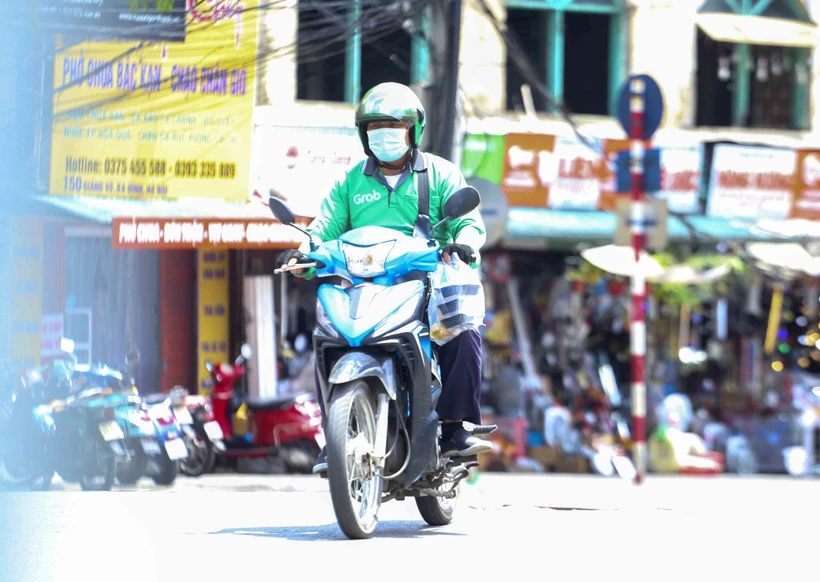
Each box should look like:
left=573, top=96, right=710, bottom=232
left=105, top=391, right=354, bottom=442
left=204, top=343, right=325, bottom=474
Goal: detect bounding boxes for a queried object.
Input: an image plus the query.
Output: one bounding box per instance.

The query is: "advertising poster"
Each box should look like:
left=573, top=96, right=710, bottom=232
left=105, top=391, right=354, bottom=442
left=707, top=145, right=795, bottom=220
left=197, top=249, right=230, bottom=393
left=9, top=218, right=44, bottom=372
left=41, top=313, right=66, bottom=361
left=50, top=0, right=259, bottom=202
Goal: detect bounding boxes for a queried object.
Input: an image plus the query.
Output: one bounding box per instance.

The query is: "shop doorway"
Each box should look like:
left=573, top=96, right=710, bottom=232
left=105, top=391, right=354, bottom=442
left=63, top=230, right=162, bottom=391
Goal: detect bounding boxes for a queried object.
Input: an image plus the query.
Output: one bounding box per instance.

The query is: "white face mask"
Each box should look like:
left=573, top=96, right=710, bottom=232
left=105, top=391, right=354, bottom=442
left=367, top=127, right=409, bottom=162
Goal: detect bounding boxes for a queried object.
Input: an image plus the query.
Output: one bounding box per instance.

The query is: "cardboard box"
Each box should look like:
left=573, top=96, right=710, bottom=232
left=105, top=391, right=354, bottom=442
left=555, top=454, right=590, bottom=474
left=527, top=445, right=559, bottom=467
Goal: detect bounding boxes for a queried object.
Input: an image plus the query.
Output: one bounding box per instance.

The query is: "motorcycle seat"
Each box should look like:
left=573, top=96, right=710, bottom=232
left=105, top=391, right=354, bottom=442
left=245, top=394, right=308, bottom=412
left=142, top=393, right=168, bottom=405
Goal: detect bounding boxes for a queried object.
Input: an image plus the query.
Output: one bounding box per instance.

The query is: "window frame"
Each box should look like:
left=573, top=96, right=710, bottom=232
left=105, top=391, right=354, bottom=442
left=342, top=0, right=430, bottom=104
left=506, top=0, right=626, bottom=116
left=697, top=0, right=812, bottom=129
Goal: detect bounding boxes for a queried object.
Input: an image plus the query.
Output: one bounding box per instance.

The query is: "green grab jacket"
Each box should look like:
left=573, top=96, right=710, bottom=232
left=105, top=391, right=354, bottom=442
left=295, top=149, right=486, bottom=280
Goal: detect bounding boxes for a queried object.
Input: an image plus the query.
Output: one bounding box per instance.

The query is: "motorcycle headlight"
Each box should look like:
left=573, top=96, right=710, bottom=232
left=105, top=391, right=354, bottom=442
left=316, top=300, right=339, bottom=338
left=342, top=242, right=394, bottom=278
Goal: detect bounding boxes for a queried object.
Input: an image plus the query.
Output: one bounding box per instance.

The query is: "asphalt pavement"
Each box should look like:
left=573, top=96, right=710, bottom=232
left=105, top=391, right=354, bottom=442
left=1, top=472, right=816, bottom=581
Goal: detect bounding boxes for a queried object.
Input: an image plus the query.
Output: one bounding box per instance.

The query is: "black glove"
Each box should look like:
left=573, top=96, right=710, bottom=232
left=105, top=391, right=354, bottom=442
left=441, top=243, right=476, bottom=264
left=276, top=249, right=307, bottom=268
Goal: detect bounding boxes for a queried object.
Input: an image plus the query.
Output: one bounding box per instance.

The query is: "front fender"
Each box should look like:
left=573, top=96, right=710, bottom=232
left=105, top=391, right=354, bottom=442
left=328, top=352, right=397, bottom=400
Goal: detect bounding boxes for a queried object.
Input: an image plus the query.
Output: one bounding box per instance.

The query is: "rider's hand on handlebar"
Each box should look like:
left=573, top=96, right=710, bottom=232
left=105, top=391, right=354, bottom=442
left=441, top=243, right=476, bottom=265
left=277, top=249, right=309, bottom=275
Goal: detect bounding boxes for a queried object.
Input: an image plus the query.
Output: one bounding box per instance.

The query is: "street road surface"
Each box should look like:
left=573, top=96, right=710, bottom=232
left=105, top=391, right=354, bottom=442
left=1, top=473, right=816, bottom=581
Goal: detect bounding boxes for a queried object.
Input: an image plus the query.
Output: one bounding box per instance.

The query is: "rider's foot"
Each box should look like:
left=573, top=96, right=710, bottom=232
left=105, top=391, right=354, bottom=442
left=441, top=426, right=493, bottom=458
left=312, top=447, right=327, bottom=474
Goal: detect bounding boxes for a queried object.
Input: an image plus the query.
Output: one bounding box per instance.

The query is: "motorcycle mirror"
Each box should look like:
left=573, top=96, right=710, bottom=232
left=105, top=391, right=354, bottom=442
left=60, top=338, right=75, bottom=354
left=267, top=194, right=317, bottom=252
left=268, top=195, right=296, bottom=225
left=431, top=186, right=481, bottom=233
left=240, top=343, right=253, bottom=360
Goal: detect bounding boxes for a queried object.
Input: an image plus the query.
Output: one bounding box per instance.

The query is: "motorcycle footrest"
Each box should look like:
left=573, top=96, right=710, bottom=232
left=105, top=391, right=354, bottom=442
left=447, top=454, right=479, bottom=465
left=463, top=423, right=497, bottom=435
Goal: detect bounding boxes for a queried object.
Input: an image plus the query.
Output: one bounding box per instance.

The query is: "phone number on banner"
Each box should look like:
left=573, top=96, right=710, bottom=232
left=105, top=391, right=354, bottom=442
left=61, top=156, right=238, bottom=196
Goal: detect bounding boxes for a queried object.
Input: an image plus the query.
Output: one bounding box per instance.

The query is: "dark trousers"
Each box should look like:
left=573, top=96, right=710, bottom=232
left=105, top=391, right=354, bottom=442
left=312, top=328, right=483, bottom=426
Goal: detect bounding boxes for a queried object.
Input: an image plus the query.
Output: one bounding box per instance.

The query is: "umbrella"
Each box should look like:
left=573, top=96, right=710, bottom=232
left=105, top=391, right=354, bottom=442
left=581, top=245, right=665, bottom=279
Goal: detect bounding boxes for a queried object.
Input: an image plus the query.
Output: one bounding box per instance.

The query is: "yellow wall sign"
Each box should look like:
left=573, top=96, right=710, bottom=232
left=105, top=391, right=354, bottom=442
left=50, top=0, right=259, bottom=202
left=197, top=249, right=230, bottom=394
left=9, top=218, right=44, bottom=372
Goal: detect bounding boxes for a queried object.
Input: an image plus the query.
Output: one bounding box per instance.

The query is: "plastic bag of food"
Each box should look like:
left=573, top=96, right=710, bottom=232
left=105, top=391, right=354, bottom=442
left=428, top=257, right=485, bottom=345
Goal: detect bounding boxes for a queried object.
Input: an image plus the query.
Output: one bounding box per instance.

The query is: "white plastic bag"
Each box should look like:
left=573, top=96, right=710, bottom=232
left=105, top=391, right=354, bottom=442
left=428, top=257, right=485, bottom=345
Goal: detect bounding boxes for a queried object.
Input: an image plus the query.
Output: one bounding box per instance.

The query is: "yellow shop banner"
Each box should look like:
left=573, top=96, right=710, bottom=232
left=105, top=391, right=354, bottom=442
left=9, top=218, right=44, bottom=372
left=50, top=0, right=259, bottom=202
left=197, top=249, right=230, bottom=394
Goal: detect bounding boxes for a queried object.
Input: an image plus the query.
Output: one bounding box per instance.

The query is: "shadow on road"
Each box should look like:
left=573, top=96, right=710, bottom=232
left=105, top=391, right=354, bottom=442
left=210, top=521, right=465, bottom=541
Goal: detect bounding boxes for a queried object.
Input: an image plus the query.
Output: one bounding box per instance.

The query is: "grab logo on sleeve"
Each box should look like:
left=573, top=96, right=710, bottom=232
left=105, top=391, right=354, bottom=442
left=353, top=191, right=382, bottom=205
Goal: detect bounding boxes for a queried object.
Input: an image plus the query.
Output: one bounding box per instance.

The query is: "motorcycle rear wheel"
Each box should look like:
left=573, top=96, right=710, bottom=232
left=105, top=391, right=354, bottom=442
left=151, top=452, right=179, bottom=486
left=80, top=455, right=116, bottom=491
left=416, top=480, right=461, bottom=526
left=180, top=435, right=213, bottom=478
left=326, top=381, right=383, bottom=540
left=117, top=447, right=148, bottom=485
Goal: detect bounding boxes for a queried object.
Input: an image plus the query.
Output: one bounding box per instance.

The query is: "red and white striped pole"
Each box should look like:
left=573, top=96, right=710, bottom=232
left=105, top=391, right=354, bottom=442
left=629, top=77, right=647, bottom=485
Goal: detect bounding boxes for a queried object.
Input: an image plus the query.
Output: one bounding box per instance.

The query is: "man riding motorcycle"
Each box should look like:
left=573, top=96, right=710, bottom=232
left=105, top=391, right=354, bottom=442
left=277, top=81, right=493, bottom=475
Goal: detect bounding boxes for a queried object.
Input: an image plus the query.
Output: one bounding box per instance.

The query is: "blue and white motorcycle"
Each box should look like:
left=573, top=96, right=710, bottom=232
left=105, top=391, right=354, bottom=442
left=269, top=187, right=490, bottom=540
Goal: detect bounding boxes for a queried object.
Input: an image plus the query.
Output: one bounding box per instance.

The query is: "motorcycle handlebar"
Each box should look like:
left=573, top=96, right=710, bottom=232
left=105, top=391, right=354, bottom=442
left=274, top=261, right=323, bottom=275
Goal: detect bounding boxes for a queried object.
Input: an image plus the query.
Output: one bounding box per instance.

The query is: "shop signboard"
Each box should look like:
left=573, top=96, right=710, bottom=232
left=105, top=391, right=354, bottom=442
left=37, top=0, right=187, bottom=42
left=8, top=218, right=44, bottom=372
left=41, top=313, right=66, bottom=360
left=498, top=133, right=700, bottom=213
left=252, top=126, right=362, bottom=219
left=112, top=216, right=310, bottom=249
left=49, top=0, right=259, bottom=202
left=462, top=133, right=506, bottom=184
left=499, top=133, right=554, bottom=208
left=707, top=145, right=795, bottom=220
left=792, top=150, right=820, bottom=221
left=197, top=250, right=230, bottom=394
left=655, top=145, right=702, bottom=215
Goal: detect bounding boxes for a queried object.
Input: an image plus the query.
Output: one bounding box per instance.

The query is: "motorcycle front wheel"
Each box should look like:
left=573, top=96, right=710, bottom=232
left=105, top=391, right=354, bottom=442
left=326, top=381, right=383, bottom=540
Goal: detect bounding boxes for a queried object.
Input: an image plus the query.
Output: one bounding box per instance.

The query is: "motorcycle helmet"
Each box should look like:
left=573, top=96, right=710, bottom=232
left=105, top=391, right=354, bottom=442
left=355, top=82, right=426, bottom=158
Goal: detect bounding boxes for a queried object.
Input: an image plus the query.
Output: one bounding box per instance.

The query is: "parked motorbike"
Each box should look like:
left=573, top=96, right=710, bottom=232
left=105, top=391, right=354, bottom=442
left=48, top=386, right=130, bottom=491
left=0, top=368, right=58, bottom=490
left=167, top=387, right=223, bottom=477
left=70, top=354, right=187, bottom=486
left=205, top=343, right=324, bottom=474
left=269, top=187, right=494, bottom=539
left=143, top=396, right=188, bottom=485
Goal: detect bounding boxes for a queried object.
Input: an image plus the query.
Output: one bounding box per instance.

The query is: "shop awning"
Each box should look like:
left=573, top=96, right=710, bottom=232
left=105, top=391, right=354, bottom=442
left=695, top=13, right=820, bottom=48
left=502, top=208, right=778, bottom=247
left=581, top=245, right=665, bottom=279
left=746, top=242, right=820, bottom=277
